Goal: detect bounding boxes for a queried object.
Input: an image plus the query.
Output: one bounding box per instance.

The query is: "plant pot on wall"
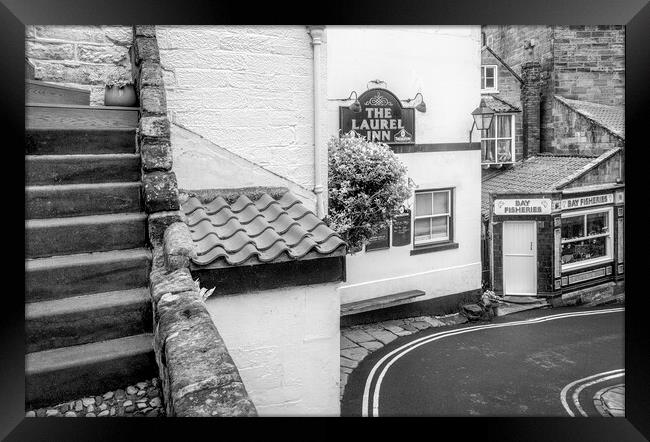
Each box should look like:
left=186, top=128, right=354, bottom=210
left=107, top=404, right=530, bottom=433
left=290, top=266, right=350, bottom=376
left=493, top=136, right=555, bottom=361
left=104, top=84, right=137, bottom=107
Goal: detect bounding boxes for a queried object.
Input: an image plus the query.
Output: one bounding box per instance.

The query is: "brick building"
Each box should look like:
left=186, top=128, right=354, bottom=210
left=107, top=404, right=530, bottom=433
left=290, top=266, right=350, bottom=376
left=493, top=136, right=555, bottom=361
left=480, top=25, right=625, bottom=305
left=480, top=25, right=624, bottom=161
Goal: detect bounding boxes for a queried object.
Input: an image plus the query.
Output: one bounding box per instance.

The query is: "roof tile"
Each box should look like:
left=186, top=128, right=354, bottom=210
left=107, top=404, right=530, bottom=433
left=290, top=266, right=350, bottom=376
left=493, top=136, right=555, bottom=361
left=481, top=154, right=598, bottom=217
left=482, top=94, right=521, bottom=113
left=182, top=190, right=347, bottom=268
left=554, top=96, right=624, bottom=139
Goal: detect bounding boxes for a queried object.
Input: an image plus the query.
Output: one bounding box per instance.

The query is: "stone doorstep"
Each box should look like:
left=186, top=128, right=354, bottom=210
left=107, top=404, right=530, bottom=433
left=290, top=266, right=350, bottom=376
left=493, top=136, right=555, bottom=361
left=495, top=300, right=550, bottom=317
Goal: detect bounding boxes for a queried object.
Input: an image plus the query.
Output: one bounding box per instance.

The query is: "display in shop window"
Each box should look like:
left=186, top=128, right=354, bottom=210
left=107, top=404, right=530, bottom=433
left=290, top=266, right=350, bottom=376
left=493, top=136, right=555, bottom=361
left=560, top=209, right=611, bottom=266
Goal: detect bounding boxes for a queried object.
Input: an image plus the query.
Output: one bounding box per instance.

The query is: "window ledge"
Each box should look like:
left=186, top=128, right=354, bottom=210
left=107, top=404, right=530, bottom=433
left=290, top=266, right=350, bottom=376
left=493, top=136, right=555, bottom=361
left=410, top=241, right=459, bottom=256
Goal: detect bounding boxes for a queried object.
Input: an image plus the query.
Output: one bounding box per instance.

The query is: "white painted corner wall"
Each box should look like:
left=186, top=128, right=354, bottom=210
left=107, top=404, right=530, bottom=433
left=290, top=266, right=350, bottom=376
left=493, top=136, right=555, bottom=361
left=204, top=283, right=341, bottom=416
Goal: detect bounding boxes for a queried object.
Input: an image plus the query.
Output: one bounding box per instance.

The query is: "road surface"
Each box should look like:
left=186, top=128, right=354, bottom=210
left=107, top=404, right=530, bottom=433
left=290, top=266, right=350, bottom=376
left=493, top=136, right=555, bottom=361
left=341, top=305, right=624, bottom=417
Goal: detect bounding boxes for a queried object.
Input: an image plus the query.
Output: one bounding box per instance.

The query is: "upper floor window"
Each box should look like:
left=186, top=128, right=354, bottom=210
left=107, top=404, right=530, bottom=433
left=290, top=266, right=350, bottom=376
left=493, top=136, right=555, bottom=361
left=481, top=114, right=515, bottom=165
left=481, top=65, right=498, bottom=92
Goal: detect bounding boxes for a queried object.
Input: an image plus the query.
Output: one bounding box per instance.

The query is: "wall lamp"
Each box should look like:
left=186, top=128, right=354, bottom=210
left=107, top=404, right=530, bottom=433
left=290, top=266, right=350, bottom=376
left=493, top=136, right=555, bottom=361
left=333, top=91, right=362, bottom=113
left=469, top=98, right=495, bottom=147
left=403, top=93, right=427, bottom=113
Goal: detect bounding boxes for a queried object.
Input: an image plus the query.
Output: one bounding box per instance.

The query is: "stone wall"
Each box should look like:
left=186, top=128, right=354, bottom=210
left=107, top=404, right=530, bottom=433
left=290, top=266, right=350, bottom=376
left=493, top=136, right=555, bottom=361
left=149, top=222, right=257, bottom=416
left=482, top=25, right=555, bottom=153
left=551, top=99, right=625, bottom=156
left=130, top=26, right=182, bottom=247
left=562, top=150, right=623, bottom=189
left=553, top=26, right=625, bottom=106
left=25, top=25, right=133, bottom=105
left=156, top=26, right=318, bottom=190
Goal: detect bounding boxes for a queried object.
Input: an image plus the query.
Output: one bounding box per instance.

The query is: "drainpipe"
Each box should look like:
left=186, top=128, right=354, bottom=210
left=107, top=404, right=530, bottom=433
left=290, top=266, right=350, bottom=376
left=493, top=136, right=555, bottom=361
left=308, top=25, right=326, bottom=218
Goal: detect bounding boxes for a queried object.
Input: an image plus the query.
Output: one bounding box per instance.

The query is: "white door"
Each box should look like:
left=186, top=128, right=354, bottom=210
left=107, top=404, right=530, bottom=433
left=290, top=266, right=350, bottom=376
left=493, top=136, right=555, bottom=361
left=503, top=221, right=537, bottom=296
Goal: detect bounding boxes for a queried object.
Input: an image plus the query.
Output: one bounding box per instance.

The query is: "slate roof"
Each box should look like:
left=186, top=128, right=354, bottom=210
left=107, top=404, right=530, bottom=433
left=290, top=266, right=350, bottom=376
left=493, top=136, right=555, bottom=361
left=554, top=96, right=625, bottom=139
left=182, top=190, right=347, bottom=268
left=482, top=94, right=521, bottom=113
left=481, top=154, right=598, bottom=217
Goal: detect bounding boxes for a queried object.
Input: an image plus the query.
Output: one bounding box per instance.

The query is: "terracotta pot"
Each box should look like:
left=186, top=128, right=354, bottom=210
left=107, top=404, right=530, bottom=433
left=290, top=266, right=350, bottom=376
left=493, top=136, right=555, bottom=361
left=104, top=84, right=137, bottom=107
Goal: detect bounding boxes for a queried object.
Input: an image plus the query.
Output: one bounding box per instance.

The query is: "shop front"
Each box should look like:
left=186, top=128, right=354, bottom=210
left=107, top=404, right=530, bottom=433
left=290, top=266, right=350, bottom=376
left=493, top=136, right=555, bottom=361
left=489, top=185, right=625, bottom=302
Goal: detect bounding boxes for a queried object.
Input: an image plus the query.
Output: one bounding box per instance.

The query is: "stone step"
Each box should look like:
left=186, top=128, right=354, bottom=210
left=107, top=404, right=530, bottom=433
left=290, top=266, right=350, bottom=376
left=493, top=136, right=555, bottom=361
left=26, top=103, right=139, bottom=130
left=25, top=248, right=152, bottom=303
left=26, top=288, right=152, bottom=353
left=26, top=333, right=156, bottom=409
left=26, top=212, right=147, bottom=259
left=26, top=154, right=141, bottom=186
left=25, top=128, right=136, bottom=155
left=26, top=79, right=90, bottom=106
left=26, top=182, right=142, bottom=219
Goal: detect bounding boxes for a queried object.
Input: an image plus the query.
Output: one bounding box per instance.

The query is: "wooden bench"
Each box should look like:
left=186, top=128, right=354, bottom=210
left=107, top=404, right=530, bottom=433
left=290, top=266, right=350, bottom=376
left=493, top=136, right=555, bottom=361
left=341, top=290, right=426, bottom=316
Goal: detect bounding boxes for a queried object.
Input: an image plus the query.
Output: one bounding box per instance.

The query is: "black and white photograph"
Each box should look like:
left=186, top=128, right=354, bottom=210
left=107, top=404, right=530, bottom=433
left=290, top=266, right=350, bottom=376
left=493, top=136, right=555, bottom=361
left=2, top=0, right=649, bottom=437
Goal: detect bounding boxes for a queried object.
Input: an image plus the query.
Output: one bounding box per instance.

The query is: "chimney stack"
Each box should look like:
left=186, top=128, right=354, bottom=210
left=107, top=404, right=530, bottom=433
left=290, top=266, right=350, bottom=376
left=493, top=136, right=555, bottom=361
left=521, top=40, right=542, bottom=158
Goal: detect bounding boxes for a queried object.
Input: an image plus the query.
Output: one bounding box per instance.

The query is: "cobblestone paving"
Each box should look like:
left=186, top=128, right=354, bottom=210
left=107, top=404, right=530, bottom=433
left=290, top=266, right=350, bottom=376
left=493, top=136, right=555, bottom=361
left=340, top=313, right=468, bottom=399
left=26, top=378, right=165, bottom=417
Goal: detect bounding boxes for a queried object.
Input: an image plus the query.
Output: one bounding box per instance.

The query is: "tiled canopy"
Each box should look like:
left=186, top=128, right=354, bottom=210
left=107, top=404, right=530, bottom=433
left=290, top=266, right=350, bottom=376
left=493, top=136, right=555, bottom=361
left=182, top=190, right=347, bottom=268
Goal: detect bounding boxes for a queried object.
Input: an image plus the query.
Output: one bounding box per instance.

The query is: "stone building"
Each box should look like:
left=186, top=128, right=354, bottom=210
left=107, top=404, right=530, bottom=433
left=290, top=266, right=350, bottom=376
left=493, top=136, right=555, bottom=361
left=479, top=25, right=625, bottom=305
left=479, top=25, right=624, bottom=164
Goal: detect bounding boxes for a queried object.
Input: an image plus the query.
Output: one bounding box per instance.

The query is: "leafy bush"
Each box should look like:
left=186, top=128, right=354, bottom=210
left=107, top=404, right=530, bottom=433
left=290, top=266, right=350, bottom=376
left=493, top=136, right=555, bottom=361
left=327, top=133, right=412, bottom=252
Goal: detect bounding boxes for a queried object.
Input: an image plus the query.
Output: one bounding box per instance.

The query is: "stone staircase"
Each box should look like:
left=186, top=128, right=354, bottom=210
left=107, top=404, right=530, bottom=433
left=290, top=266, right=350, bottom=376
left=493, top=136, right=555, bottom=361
left=24, top=74, right=156, bottom=409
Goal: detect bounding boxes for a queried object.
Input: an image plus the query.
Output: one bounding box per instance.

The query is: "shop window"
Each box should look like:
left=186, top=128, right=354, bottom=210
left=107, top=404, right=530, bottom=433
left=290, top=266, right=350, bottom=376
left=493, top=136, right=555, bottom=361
left=561, top=207, right=613, bottom=270
left=414, top=189, right=452, bottom=246
left=481, top=65, right=498, bottom=92
left=481, top=114, right=515, bottom=164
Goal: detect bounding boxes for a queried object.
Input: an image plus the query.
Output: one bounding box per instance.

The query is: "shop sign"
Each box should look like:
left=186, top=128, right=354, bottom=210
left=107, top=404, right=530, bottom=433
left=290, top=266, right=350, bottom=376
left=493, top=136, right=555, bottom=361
left=494, top=198, right=552, bottom=215
left=391, top=209, right=412, bottom=247
left=561, top=193, right=614, bottom=210
left=340, top=88, right=415, bottom=145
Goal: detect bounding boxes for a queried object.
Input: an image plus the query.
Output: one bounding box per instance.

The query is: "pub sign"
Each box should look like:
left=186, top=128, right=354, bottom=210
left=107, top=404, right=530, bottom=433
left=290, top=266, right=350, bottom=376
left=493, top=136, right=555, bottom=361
left=340, top=88, right=415, bottom=145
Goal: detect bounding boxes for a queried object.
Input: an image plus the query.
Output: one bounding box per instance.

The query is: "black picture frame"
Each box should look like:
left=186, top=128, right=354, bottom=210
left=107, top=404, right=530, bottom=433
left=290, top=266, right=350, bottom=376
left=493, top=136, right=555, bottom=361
left=3, top=0, right=648, bottom=439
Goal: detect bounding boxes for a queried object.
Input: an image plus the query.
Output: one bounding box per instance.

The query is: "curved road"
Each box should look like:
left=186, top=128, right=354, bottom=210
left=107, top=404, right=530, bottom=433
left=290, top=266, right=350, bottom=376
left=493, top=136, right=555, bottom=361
left=341, top=306, right=624, bottom=417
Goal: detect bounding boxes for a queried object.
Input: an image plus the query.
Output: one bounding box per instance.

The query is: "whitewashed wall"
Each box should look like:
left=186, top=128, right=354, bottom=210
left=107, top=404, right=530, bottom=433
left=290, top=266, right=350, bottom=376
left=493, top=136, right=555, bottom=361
left=171, top=124, right=317, bottom=212
left=157, top=26, right=324, bottom=192
left=340, top=150, right=482, bottom=303
left=204, top=283, right=340, bottom=416
left=327, top=26, right=483, bottom=303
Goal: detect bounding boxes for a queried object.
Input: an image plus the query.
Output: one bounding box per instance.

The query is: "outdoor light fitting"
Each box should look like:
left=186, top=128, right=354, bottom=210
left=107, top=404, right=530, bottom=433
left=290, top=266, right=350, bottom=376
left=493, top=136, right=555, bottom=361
left=345, top=91, right=362, bottom=113
left=468, top=98, right=495, bottom=149
left=471, top=98, right=495, bottom=131
left=403, top=93, right=427, bottom=113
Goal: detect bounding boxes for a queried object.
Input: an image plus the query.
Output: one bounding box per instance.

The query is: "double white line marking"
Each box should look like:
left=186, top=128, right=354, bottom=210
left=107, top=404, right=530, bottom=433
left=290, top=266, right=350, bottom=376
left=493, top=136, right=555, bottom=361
left=560, top=369, right=625, bottom=416
left=361, top=307, right=624, bottom=417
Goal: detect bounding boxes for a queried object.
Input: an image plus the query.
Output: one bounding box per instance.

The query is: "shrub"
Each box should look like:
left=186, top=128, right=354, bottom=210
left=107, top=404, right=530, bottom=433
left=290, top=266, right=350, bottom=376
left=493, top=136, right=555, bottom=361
left=326, top=133, right=412, bottom=252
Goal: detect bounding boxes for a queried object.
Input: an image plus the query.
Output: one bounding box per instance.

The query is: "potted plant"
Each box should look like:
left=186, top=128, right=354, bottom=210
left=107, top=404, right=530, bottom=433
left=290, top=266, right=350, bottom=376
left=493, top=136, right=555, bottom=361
left=104, top=68, right=137, bottom=107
